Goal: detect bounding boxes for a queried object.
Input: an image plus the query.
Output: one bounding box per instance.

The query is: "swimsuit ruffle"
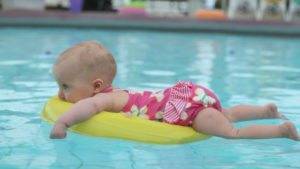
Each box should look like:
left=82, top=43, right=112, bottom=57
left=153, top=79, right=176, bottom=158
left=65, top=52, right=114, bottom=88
left=163, top=80, right=192, bottom=124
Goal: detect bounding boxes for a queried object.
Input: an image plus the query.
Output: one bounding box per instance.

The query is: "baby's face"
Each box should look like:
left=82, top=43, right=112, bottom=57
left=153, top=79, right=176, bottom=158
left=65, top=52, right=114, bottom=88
left=52, top=63, right=95, bottom=103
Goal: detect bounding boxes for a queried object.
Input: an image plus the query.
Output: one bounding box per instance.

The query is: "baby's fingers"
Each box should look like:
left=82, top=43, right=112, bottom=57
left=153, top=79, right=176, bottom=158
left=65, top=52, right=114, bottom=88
left=50, top=123, right=68, bottom=139
left=50, top=130, right=66, bottom=139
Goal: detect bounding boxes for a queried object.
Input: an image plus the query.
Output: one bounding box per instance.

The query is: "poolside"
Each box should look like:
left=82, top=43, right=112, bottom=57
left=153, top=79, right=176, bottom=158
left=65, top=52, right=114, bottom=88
left=1, top=9, right=300, bottom=36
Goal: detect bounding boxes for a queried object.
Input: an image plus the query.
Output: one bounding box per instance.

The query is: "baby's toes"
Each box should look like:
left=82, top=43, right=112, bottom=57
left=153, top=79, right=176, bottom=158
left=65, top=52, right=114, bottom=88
left=279, top=114, right=288, bottom=120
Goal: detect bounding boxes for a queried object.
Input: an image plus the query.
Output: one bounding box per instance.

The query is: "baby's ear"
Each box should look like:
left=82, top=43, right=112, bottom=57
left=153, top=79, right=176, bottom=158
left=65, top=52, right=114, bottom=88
left=93, top=78, right=104, bottom=94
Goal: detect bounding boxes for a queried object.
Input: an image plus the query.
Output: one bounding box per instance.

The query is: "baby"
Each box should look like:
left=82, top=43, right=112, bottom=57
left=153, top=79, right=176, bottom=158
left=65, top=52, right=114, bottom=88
left=50, top=41, right=300, bottom=141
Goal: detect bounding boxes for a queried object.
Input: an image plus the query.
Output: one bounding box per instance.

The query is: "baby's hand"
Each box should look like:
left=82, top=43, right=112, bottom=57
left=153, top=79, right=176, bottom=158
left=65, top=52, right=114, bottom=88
left=50, top=122, right=68, bottom=139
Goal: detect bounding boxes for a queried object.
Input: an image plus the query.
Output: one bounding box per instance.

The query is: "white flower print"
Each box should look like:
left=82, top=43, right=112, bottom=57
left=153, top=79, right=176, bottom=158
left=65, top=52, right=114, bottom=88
left=150, top=90, right=165, bottom=102
left=139, top=106, right=149, bottom=119
left=128, top=90, right=144, bottom=96
left=155, top=111, right=164, bottom=119
left=130, top=105, right=139, bottom=115
left=180, top=103, right=191, bottom=121
left=130, top=104, right=149, bottom=120
left=180, top=111, right=188, bottom=120
left=193, top=88, right=216, bottom=107
left=186, top=102, right=192, bottom=109
left=125, top=112, right=133, bottom=118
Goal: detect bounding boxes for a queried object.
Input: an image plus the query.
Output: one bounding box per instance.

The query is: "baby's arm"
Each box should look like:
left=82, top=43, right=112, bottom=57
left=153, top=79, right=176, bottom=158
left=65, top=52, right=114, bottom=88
left=50, top=93, right=113, bottom=139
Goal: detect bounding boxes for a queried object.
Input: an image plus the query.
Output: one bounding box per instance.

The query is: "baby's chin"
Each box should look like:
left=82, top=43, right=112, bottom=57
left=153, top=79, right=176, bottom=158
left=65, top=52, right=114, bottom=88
left=70, top=99, right=80, bottom=103
left=60, top=98, right=77, bottom=103
left=69, top=98, right=87, bottom=103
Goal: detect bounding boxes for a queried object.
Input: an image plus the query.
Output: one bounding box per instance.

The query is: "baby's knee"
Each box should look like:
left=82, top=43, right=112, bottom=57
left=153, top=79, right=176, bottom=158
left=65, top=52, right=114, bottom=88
left=226, top=127, right=240, bottom=138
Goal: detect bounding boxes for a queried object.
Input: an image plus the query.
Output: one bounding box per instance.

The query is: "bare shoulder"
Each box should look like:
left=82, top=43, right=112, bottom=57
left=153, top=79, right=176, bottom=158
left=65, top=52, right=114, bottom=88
left=105, top=90, right=129, bottom=112
left=91, top=90, right=129, bottom=113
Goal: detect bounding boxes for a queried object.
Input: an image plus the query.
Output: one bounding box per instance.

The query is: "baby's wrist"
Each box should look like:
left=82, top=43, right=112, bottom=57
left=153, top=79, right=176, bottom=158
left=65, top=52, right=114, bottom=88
left=56, top=120, right=69, bottom=128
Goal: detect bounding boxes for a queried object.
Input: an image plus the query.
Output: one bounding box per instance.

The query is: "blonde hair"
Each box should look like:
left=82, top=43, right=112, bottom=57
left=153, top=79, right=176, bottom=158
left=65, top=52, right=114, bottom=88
left=54, top=41, right=117, bottom=85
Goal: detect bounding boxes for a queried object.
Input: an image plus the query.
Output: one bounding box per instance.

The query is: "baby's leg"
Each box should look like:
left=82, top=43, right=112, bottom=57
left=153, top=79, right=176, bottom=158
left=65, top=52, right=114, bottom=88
left=222, top=103, right=287, bottom=122
left=192, top=108, right=300, bottom=140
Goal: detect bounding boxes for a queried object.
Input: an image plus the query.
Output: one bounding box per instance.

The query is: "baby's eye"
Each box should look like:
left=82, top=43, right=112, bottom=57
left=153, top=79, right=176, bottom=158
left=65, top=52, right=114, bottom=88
left=62, top=84, right=69, bottom=90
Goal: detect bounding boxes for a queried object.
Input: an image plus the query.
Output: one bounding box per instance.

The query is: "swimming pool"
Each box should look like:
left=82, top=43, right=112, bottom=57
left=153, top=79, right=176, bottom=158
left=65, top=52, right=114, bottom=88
left=1, top=27, right=300, bottom=169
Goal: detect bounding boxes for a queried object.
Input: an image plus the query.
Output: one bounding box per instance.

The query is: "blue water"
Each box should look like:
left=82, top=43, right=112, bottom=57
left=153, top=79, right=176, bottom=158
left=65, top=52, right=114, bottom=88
left=1, top=27, right=300, bottom=169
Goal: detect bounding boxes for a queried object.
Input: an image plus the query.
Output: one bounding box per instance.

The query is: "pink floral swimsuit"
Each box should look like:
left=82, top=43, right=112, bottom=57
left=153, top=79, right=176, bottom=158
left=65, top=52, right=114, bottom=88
left=104, top=81, right=222, bottom=126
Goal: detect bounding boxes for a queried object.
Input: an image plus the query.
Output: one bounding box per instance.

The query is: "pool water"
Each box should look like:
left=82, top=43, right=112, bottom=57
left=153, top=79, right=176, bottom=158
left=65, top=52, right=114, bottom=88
left=1, top=27, right=300, bottom=169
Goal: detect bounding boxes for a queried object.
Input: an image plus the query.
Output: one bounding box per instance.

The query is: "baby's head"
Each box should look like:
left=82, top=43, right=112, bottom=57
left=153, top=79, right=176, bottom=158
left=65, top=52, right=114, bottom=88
left=52, top=41, right=116, bottom=103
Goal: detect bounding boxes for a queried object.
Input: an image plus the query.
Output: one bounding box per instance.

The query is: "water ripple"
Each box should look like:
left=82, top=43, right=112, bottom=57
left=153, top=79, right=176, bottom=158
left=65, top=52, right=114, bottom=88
left=142, top=70, right=176, bottom=76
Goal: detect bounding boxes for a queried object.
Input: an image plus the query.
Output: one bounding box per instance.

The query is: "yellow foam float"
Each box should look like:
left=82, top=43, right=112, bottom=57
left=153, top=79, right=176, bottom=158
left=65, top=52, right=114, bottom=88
left=40, top=96, right=211, bottom=144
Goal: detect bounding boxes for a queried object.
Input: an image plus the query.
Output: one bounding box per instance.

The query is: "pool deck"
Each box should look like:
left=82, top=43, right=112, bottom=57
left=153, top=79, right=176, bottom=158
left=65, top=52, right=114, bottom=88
left=1, top=10, right=300, bottom=36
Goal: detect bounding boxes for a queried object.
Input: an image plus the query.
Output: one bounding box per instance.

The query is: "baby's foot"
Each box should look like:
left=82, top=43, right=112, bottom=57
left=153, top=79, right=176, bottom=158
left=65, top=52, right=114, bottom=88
left=265, top=103, right=288, bottom=120
left=280, top=121, right=300, bottom=141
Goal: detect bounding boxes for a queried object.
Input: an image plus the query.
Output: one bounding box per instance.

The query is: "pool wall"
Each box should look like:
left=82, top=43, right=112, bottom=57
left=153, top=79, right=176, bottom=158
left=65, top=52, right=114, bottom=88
left=0, top=10, right=300, bottom=36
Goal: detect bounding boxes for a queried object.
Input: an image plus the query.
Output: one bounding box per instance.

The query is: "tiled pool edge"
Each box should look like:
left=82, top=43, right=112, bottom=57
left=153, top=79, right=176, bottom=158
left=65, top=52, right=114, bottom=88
left=1, top=10, right=300, bottom=36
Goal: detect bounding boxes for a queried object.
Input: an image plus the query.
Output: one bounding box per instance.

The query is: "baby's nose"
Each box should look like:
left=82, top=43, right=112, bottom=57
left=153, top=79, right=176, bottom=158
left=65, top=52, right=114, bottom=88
left=58, top=89, right=65, bottom=101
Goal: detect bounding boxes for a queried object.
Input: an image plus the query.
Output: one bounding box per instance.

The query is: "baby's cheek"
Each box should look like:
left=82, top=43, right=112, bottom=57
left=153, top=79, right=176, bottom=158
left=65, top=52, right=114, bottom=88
left=63, top=93, right=74, bottom=103
left=68, top=95, right=86, bottom=103
left=67, top=96, right=77, bottom=103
